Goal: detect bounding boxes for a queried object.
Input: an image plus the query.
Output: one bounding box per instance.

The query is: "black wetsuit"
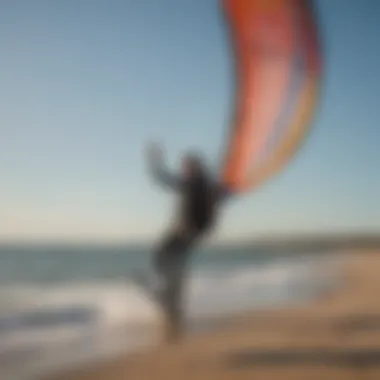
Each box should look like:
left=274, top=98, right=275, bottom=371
left=149, top=161, right=228, bottom=340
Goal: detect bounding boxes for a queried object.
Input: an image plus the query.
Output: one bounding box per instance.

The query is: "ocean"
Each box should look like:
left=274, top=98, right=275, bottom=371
left=0, top=245, right=344, bottom=380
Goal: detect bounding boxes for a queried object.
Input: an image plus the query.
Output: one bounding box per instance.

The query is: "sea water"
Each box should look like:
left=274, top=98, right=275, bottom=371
left=0, top=245, right=344, bottom=380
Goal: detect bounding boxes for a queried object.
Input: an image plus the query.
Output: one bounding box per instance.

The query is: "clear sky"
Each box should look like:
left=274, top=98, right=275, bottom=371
left=1, top=0, right=379, bottom=243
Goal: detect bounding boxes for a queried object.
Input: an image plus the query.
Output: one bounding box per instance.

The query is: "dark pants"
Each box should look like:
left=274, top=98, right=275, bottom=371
left=153, top=227, right=204, bottom=341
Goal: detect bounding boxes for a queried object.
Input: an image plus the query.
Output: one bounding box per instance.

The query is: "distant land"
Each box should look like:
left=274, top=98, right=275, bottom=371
left=0, top=232, right=379, bottom=253
left=215, top=232, right=380, bottom=253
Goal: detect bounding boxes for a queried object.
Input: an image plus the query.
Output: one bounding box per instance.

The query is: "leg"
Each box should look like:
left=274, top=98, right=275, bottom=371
left=153, top=230, right=195, bottom=342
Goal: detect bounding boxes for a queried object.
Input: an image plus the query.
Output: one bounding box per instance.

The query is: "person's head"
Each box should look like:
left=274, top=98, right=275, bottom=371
left=180, top=153, right=205, bottom=178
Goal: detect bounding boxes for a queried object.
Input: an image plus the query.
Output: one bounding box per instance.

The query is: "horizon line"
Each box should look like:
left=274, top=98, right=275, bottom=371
left=1, top=230, right=379, bottom=247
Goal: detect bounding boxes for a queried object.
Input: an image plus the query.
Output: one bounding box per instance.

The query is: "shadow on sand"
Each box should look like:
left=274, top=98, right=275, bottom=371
left=222, top=315, right=380, bottom=369
left=226, top=348, right=380, bottom=369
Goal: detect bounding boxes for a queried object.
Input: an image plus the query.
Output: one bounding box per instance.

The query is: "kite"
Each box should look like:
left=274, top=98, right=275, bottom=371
left=221, top=0, right=323, bottom=193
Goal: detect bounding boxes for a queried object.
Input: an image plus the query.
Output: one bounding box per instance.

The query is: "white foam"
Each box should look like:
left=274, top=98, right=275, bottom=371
left=186, top=255, right=341, bottom=317
left=0, top=281, right=164, bottom=380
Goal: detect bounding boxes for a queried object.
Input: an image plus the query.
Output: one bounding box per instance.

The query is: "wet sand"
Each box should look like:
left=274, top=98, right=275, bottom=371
left=48, top=250, right=380, bottom=380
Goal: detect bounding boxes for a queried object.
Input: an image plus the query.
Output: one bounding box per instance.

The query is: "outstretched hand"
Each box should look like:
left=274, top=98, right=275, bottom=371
left=146, top=141, right=164, bottom=163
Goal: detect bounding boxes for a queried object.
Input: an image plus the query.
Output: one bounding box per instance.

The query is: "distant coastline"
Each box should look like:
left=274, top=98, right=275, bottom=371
left=1, top=232, right=379, bottom=253
left=211, top=232, right=380, bottom=253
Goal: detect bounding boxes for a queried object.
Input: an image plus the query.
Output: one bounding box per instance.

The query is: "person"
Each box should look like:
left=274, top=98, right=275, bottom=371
left=145, top=142, right=229, bottom=342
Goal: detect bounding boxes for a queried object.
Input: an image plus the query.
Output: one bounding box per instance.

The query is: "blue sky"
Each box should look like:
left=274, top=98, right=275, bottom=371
left=0, top=0, right=379, bottom=243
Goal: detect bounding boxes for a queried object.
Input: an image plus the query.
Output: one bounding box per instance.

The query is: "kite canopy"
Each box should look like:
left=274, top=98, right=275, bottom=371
left=221, top=0, right=323, bottom=193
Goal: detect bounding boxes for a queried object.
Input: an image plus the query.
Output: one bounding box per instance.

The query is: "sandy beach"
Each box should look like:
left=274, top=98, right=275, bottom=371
left=48, top=250, right=380, bottom=380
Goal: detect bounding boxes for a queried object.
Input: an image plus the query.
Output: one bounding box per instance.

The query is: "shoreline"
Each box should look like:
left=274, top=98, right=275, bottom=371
left=0, top=250, right=341, bottom=380
left=46, top=249, right=380, bottom=380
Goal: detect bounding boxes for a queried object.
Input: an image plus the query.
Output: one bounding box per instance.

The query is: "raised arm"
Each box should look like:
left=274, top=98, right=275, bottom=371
left=149, top=160, right=184, bottom=191
left=146, top=142, right=184, bottom=191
